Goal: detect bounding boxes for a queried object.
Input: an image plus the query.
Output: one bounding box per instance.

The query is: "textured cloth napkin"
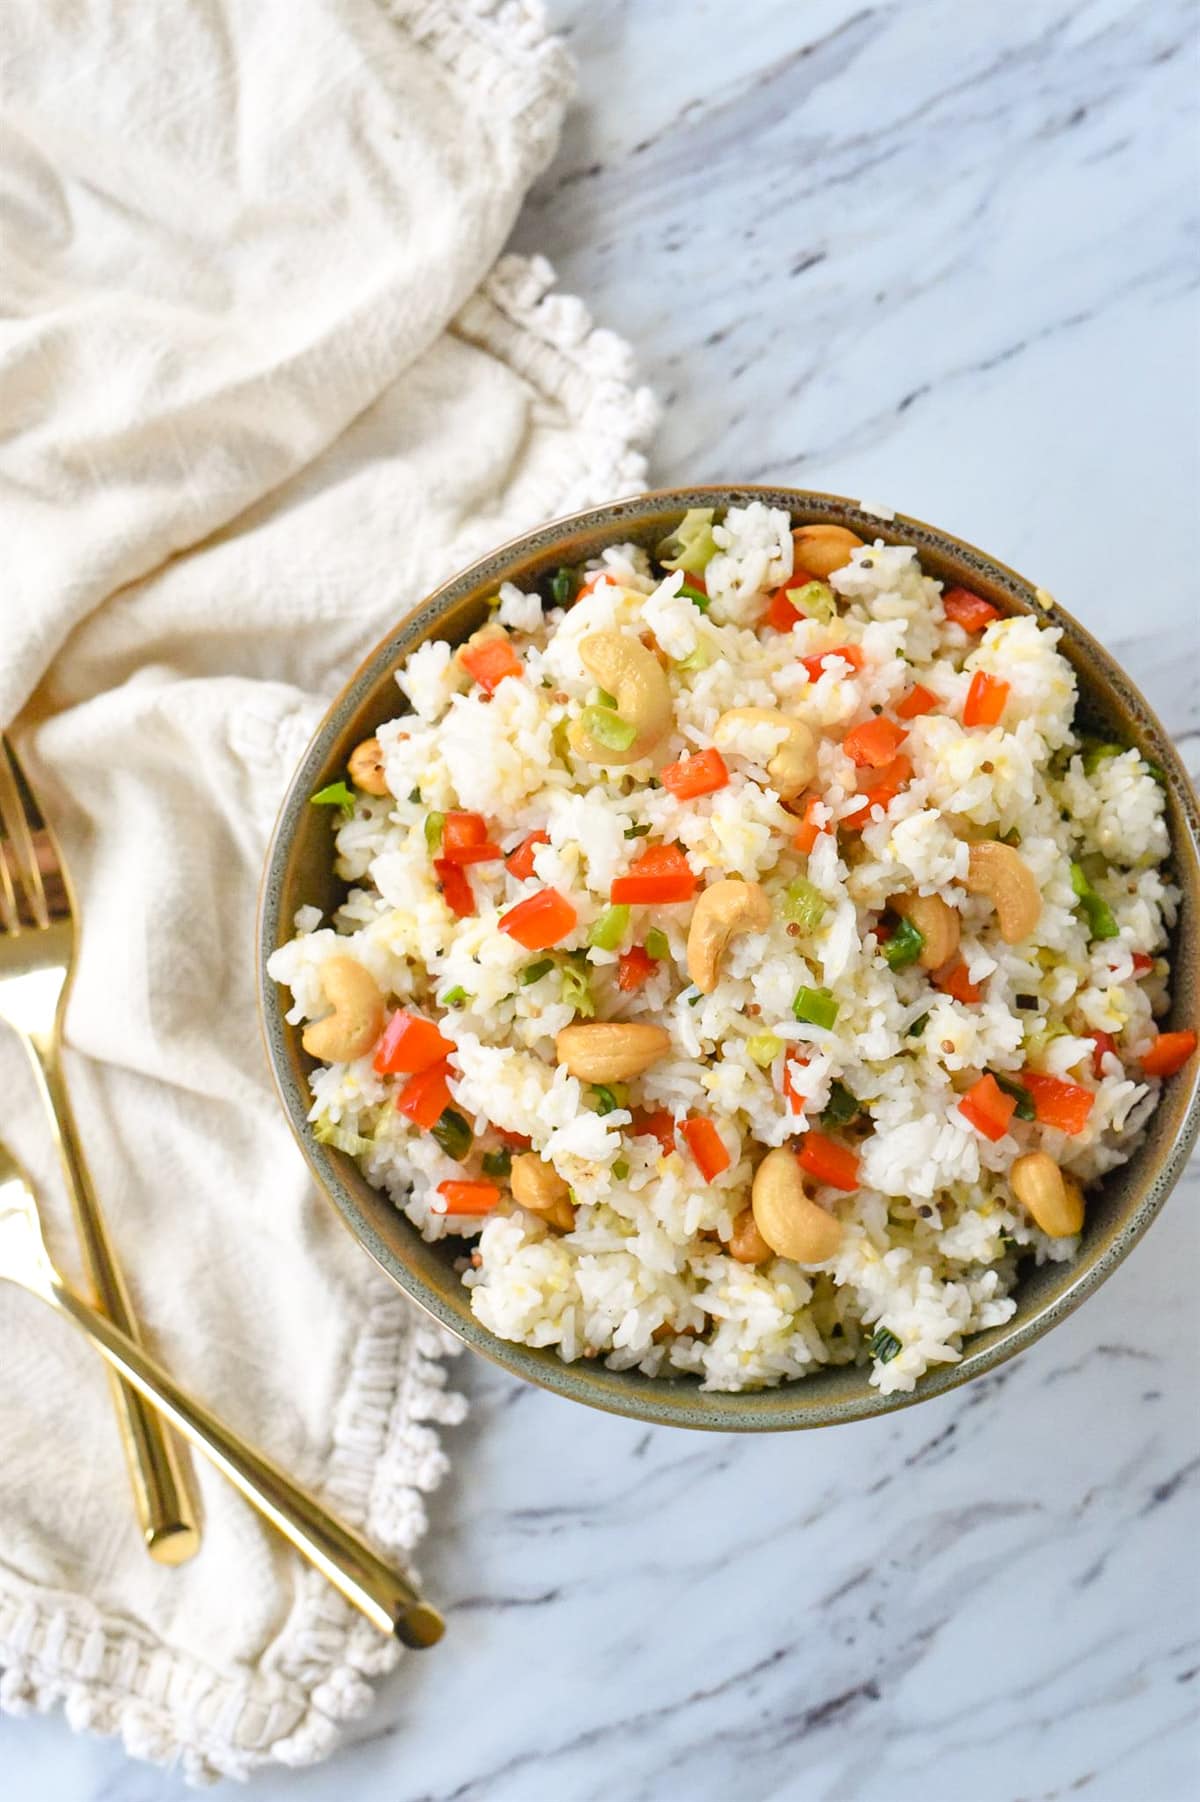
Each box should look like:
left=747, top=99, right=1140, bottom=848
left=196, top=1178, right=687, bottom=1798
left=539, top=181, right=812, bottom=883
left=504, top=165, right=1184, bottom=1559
left=0, top=0, right=653, bottom=1781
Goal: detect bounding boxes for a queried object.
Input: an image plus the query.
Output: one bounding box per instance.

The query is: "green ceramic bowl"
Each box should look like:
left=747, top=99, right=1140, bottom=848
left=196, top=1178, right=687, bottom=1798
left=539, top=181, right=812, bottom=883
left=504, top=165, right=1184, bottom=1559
left=258, top=487, right=1200, bottom=1431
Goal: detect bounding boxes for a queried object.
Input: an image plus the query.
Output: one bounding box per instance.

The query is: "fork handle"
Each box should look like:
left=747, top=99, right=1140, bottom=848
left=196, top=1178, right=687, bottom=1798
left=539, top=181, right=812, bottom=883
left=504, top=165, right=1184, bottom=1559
left=25, top=1034, right=200, bottom=1565
left=45, top=1275, right=444, bottom=1647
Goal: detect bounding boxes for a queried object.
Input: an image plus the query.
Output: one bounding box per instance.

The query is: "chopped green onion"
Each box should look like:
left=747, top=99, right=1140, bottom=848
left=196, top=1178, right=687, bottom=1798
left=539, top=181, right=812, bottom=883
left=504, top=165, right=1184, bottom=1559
left=782, top=876, right=829, bottom=934
left=441, top=986, right=469, bottom=1007
left=676, top=639, right=715, bottom=673
left=677, top=578, right=711, bottom=612
left=1000, top=826, right=1023, bottom=848
left=520, top=958, right=555, bottom=985
left=431, top=1108, right=472, bottom=1162
left=821, top=1079, right=860, bottom=1129
left=991, top=1071, right=1036, bottom=1121
left=746, top=1031, right=783, bottom=1068
left=560, top=963, right=595, bottom=1016
left=871, top=1327, right=902, bottom=1364
left=786, top=580, right=835, bottom=623
left=481, top=1147, right=512, bottom=1180
left=625, top=823, right=652, bottom=839
left=548, top=566, right=577, bottom=607
left=1145, top=758, right=1167, bottom=786
left=1070, top=862, right=1119, bottom=941
left=313, top=1116, right=373, bottom=1156
left=657, top=507, right=719, bottom=575
left=883, top=915, right=925, bottom=970
left=685, top=987, right=704, bottom=1007
left=408, top=787, right=422, bottom=804
left=580, top=705, right=638, bottom=752
left=645, top=928, right=670, bottom=961
left=793, top=986, right=839, bottom=1029
left=612, top=1158, right=630, bottom=1181
left=552, top=719, right=574, bottom=764
left=310, top=781, right=356, bottom=819
left=1081, top=738, right=1122, bottom=776
left=587, top=904, right=631, bottom=951
left=591, top=1083, right=628, bottom=1116
left=424, top=811, right=445, bottom=853
left=594, top=687, right=619, bottom=709
left=906, top=1012, right=929, bottom=1039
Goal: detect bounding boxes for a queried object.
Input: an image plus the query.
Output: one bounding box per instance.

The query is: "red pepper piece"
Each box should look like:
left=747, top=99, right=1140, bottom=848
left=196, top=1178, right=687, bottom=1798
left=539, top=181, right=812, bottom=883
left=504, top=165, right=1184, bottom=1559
left=958, top=1074, right=1017, bottom=1142
left=434, top=1179, right=501, bottom=1215
left=942, top=587, right=1000, bottom=632
left=846, top=754, right=912, bottom=824
left=896, top=683, right=939, bottom=720
left=631, top=1108, right=677, bottom=1156
left=1022, top=1071, right=1095, bottom=1135
left=397, top=1061, right=453, bottom=1130
left=681, top=1116, right=731, bottom=1180
left=374, top=1012, right=455, bottom=1076
left=1140, top=1030, right=1197, bottom=1078
left=610, top=843, right=697, bottom=905
left=933, top=958, right=984, bottom=1004
left=617, top=945, right=658, bottom=992
left=843, top=717, right=907, bottom=769
left=435, top=858, right=476, bottom=917
left=963, top=670, right=1010, bottom=728
left=800, top=644, right=865, bottom=683
left=660, top=747, right=730, bottom=801
left=505, top=830, right=550, bottom=880
left=1088, top=1031, right=1118, bottom=1078
left=797, top=1130, right=860, bottom=1192
left=499, top=887, right=578, bottom=950
left=459, top=636, right=523, bottom=694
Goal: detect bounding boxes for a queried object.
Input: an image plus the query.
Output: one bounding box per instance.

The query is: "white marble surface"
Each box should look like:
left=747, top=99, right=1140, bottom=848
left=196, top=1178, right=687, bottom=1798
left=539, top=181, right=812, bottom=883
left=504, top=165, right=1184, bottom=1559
left=4, top=1, right=1197, bottom=1797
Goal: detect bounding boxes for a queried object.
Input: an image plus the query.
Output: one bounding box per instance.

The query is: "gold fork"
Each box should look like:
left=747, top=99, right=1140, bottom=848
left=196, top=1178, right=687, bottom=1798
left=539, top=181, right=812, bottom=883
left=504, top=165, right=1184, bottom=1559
left=0, top=734, right=199, bottom=1563
left=0, top=1138, right=444, bottom=1646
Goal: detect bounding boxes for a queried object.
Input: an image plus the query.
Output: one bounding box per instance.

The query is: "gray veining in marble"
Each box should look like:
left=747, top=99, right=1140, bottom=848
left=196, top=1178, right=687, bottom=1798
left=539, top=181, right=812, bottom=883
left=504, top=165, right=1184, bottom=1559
left=3, top=1, right=1197, bottom=1798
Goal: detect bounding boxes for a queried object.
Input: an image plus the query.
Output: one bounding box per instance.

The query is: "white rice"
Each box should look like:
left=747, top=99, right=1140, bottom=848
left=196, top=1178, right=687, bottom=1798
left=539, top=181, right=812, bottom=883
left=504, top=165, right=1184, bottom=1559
left=270, top=509, right=1180, bottom=1396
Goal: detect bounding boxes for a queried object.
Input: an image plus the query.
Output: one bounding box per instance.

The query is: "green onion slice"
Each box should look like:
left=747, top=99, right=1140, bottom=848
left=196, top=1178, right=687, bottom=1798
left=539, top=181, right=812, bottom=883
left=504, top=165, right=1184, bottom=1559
left=520, top=958, right=554, bottom=985
left=991, top=1072, right=1036, bottom=1121
left=644, top=928, right=670, bottom=960
left=481, top=1147, right=512, bottom=1180
left=580, top=705, right=638, bottom=753
left=871, top=1327, right=902, bottom=1364
left=431, top=1108, right=472, bottom=1162
left=310, top=781, right=356, bottom=819
left=1070, top=861, right=1119, bottom=941
left=793, top=986, right=839, bottom=1029
left=883, top=915, right=925, bottom=970
left=656, top=508, right=719, bottom=575
left=587, top=904, right=631, bottom=951
left=782, top=877, right=829, bottom=933
left=820, top=1079, right=861, bottom=1128
left=424, top=811, right=445, bottom=853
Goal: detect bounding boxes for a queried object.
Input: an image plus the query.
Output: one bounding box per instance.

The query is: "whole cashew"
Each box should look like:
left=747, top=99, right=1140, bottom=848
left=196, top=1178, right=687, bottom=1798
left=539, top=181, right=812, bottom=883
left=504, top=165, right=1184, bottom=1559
left=347, top=736, right=389, bottom=796
left=686, top=879, right=772, bottom=994
left=729, top=1206, right=772, bottom=1264
left=510, top=1153, right=576, bottom=1233
left=792, top=524, right=865, bottom=579
left=751, top=1147, right=843, bottom=1263
left=555, top=1021, right=671, bottom=1083
left=570, top=631, right=674, bottom=765
left=888, top=891, right=961, bottom=969
left=965, top=841, right=1042, bottom=943
left=301, top=956, right=386, bottom=1063
left=1009, top=1151, right=1084, bottom=1237
left=713, top=708, right=819, bottom=802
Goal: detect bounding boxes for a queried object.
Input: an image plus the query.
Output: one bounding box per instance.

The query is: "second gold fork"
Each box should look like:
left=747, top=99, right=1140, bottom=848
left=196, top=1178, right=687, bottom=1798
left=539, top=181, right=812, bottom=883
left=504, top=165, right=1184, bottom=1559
left=0, top=733, right=199, bottom=1563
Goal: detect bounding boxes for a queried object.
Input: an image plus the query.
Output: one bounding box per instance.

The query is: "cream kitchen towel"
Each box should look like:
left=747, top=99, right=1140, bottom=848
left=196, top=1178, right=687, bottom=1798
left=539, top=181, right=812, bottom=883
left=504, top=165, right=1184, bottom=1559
left=0, top=0, right=654, bottom=1781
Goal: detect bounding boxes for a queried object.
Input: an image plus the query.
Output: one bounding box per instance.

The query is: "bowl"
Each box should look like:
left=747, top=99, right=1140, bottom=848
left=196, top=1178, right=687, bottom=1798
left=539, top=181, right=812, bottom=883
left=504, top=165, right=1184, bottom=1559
left=258, top=487, right=1200, bottom=1430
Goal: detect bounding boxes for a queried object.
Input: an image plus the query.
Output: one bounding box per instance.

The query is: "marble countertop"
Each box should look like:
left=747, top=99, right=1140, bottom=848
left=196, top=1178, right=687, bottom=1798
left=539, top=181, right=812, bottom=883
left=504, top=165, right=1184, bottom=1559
left=5, top=1, right=1196, bottom=1797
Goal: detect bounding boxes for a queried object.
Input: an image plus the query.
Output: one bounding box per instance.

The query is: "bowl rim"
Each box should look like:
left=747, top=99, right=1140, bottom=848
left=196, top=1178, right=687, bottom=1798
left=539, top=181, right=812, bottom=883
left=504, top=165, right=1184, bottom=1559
left=257, top=485, right=1200, bottom=1431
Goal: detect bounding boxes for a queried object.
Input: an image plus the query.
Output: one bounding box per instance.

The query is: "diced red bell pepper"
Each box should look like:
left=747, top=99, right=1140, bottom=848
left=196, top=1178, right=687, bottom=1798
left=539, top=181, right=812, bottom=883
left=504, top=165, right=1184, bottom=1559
left=374, top=1011, right=455, bottom=1076
left=933, top=958, right=984, bottom=1004
left=790, top=794, right=827, bottom=854
left=843, top=716, right=907, bottom=769
left=459, top=636, right=523, bottom=694
left=942, top=587, right=1001, bottom=632
left=800, top=644, right=865, bottom=682
left=439, top=811, right=502, bottom=865
left=631, top=1108, right=677, bottom=1156
left=782, top=1056, right=808, bottom=1115
left=397, top=1061, right=454, bottom=1130
left=575, top=571, right=614, bottom=604
left=611, top=843, right=697, bottom=905
left=958, top=1073, right=1017, bottom=1141
left=1022, top=1071, right=1095, bottom=1135
left=618, top=945, right=658, bottom=992
left=1140, top=1029, right=1198, bottom=1078
left=681, top=1115, right=731, bottom=1181
left=896, top=683, right=940, bottom=720
left=494, top=1127, right=532, bottom=1149
left=435, top=858, right=477, bottom=918
left=873, top=918, right=895, bottom=943
left=764, top=587, right=802, bottom=632
left=499, top=887, right=577, bottom=950
left=1131, top=952, right=1154, bottom=975
left=505, top=830, right=550, bottom=880
left=1088, top=1031, right=1119, bottom=1078
left=434, top=1179, right=501, bottom=1216
left=847, top=754, right=912, bottom=823
left=798, top=1130, right=860, bottom=1191
left=963, top=670, right=1010, bottom=728
left=660, top=747, right=729, bottom=801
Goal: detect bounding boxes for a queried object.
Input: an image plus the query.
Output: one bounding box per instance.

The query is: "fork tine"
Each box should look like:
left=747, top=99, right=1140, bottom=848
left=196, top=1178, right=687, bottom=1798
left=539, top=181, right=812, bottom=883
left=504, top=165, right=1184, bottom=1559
left=0, top=737, right=50, bottom=930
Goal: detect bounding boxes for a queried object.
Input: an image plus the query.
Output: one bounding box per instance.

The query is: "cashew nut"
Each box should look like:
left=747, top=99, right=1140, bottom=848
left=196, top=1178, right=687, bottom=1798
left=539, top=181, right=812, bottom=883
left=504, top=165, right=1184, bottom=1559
left=686, top=879, right=772, bottom=994
left=888, top=891, right=961, bottom=970
left=554, top=1022, right=671, bottom=1083
left=301, top=956, right=386, bottom=1063
left=510, top=1153, right=575, bottom=1233
left=1009, top=1151, right=1084, bottom=1238
left=751, top=1147, right=843, bottom=1263
left=570, top=631, right=674, bottom=765
left=729, top=1206, right=772, bottom=1264
left=347, top=736, right=389, bottom=796
left=792, top=523, right=865, bottom=579
left=965, top=840, right=1042, bottom=944
left=713, top=708, right=819, bottom=802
